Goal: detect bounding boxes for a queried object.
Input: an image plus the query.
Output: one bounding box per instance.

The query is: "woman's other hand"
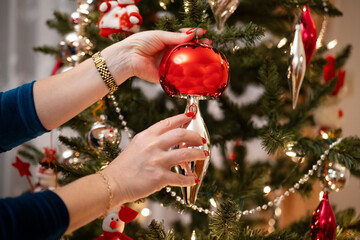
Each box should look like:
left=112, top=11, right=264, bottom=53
left=102, top=113, right=208, bottom=204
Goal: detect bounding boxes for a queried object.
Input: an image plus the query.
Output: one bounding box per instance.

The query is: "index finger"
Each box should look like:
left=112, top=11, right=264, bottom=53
left=179, top=28, right=207, bottom=37
left=148, top=113, right=193, bottom=136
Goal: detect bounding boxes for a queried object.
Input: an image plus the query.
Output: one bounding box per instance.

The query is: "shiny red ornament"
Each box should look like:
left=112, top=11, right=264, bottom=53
left=301, top=6, right=318, bottom=66
left=310, top=192, right=337, bottom=240
left=159, top=41, right=230, bottom=99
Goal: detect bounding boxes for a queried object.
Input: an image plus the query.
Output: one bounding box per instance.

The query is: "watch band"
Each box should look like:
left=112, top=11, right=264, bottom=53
left=92, top=51, right=118, bottom=92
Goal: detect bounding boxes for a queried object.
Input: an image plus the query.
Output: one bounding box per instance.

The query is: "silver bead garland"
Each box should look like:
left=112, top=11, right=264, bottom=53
left=107, top=93, right=132, bottom=139
left=107, top=91, right=343, bottom=218
left=163, top=138, right=343, bottom=216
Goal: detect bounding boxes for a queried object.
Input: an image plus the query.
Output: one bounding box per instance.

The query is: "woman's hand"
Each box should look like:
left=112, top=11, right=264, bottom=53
left=102, top=113, right=208, bottom=204
left=102, top=29, right=208, bottom=84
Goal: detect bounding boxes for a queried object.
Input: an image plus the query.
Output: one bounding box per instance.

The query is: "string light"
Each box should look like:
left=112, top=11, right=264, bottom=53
left=263, top=186, right=271, bottom=194
left=184, top=1, right=190, bottom=13
left=159, top=1, right=167, bottom=10
left=274, top=207, right=282, bottom=217
left=286, top=151, right=297, bottom=157
left=191, top=230, right=196, bottom=240
left=327, top=40, right=338, bottom=49
left=209, top=198, right=217, bottom=208
left=277, top=38, right=287, bottom=48
left=141, top=208, right=151, bottom=217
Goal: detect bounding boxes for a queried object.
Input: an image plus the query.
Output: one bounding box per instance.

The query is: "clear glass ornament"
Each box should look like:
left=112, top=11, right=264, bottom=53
left=287, top=24, right=306, bottom=109
left=208, top=0, right=240, bottom=31
left=174, top=96, right=211, bottom=205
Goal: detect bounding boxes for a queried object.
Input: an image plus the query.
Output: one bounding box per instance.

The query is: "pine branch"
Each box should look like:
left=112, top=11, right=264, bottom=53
left=58, top=136, right=98, bottom=159
left=258, top=58, right=284, bottom=126
left=182, top=0, right=208, bottom=28
left=207, top=23, right=265, bottom=49
left=156, top=17, right=181, bottom=32
left=46, top=11, right=73, bottom=34
left=209, top=199, right=240, bottom=240
left=17, top=144, right=45, bottom=165
left=335, top=45, right=352, bottom=69
left=280, top=0, right=342, bottom=17
left=330, top=137, right=360, bottom=171
left=136, top=220, right=175, bottom=240
left=33, top=45, right=61, bottom=57
left=260, top=128, right=296, bottom=154
left=285, top=79, right=337, bottom=130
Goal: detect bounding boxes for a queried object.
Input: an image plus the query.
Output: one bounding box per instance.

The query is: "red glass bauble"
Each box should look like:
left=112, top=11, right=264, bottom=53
left=310, top=192, right=337, bottom=240
left=159, top=41, right=230, bottom=99
left=301, top=6, right=318, bottom=67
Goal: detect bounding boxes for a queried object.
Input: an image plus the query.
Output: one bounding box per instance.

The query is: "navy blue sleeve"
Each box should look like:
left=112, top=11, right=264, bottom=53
left=0, top=81, right=49, bottom=152
left=0, top=190, right=70, bottom=240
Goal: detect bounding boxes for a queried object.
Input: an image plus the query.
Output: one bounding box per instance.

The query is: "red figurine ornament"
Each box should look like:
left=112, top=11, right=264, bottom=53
left=97, top=0, right=143, bottom=38
left=93, top=205, right=138, bottom=240
left=310, top=192, right=337, bottom=240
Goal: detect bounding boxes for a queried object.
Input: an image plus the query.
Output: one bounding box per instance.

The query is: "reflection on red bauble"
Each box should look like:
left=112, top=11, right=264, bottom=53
left=159, top=41, right=230, bottom=99
left=310, top=192, right=336, bottom=240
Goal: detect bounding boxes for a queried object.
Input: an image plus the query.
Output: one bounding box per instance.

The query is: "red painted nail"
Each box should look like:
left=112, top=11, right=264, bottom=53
left=186, top=28, right=196, bottom=35
left=195, top=178, right=200, bottom=184
left=202, top=137, right=207, bottom=144
left=185, top=112, right=195, bottom=117
left=204, top=150, right=209, bottom=157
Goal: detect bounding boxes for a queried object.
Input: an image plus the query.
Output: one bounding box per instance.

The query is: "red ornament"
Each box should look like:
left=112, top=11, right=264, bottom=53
left=310, top=192, right=337, bottom=240
left=323, top=55, right=346, bottom=96
left=42, top=147, right=57, bottom=164
left=12, top=156, right=34, bottom=193
left=338, top=109, right=343, bottom=118
left=324, top=55, right=336, bottom=82
left=12, top=157, right=32, bottom=177
left=229, top=153, right=236, bottom=161
left=301, top=6, right=318, bottom=66
left=159, top=41, right=230, bottom=99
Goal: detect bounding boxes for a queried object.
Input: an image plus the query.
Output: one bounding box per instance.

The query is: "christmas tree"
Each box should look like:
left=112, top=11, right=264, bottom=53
left=17, top=0, right=360, bottom=239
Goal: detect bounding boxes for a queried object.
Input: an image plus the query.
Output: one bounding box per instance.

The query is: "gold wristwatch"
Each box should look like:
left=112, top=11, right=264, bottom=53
left=92, top=51, right=118, bottom=92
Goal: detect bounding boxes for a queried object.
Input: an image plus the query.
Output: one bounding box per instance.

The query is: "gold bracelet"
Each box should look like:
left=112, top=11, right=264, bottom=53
left=92, top=51, right=118, bottom=92
left=97, top=171, right=113, bottom=217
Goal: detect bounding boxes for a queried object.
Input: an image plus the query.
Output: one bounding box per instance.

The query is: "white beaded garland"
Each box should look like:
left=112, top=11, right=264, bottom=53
left=108, top=91, right=343, bottom=219
left=159, top=138, right=343, bottom=217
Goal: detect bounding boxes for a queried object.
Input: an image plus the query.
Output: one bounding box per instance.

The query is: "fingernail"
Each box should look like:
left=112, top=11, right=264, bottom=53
left=185, top=112, right=195, bottom=117
left=204, top=150, right=209, bottom=157
left=195, top=178, right=200, bottom=184
left=186, top=28, right=196, bottom=35
left=202, top=137, right=207, bottom=144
